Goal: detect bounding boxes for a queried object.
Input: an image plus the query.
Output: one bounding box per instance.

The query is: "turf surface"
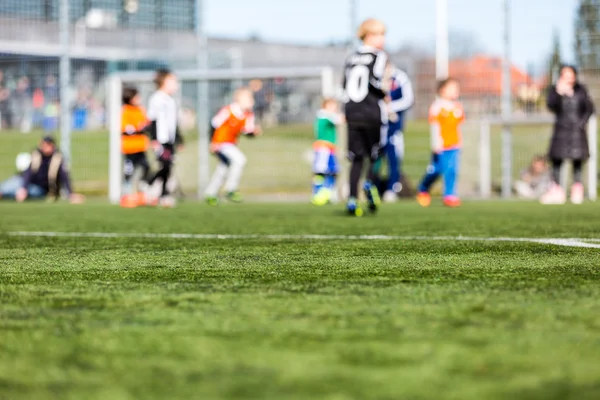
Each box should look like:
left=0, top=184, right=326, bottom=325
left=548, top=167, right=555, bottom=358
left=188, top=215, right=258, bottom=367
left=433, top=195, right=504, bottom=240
left=1, top=201, right=599, bottom=400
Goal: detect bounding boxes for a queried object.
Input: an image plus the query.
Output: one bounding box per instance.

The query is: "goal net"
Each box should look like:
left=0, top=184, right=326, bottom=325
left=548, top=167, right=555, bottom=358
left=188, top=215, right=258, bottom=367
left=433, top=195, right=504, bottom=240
left=106, top=67, right=336, bottom=204
left=477, top=116, right=598, bottom=200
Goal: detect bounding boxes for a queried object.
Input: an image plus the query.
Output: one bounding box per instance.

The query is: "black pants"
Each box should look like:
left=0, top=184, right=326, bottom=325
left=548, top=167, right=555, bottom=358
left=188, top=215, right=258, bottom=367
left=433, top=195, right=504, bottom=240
left=347, top=121, right=385, bottom=198
left=149, top=144, right=174, bottom=197
left=123, top=152, right=150, bottom=184
left=551, top=159, right=584, bottom=184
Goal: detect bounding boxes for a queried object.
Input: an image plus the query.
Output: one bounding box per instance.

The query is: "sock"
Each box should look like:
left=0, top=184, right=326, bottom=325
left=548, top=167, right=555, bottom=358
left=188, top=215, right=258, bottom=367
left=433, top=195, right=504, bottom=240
left=347, top=196, right=357, bottom=209
left=324, top=175, right=336, bottom=190
left=313, top=175, right=325, bottom=196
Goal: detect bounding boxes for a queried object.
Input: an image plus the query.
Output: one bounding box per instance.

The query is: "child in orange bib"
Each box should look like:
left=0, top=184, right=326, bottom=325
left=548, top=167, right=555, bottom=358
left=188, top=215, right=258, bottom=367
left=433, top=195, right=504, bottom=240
left=205, top=88, right=261, bottom=204
left=417, top=78, right=465, bottom=208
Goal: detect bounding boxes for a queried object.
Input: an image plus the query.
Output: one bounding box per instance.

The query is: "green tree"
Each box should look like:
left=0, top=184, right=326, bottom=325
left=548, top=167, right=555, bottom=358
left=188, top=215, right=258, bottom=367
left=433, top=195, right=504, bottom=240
left=575, top=0, right=600, bottom=70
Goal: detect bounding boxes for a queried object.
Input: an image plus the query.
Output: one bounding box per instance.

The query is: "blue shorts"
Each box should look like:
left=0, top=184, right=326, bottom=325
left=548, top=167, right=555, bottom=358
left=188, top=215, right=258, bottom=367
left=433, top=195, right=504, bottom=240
left=313, top=148, right=338, bottom=175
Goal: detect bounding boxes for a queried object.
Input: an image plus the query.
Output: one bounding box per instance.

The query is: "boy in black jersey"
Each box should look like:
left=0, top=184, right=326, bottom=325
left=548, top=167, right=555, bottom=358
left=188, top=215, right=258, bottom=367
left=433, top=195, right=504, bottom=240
left=343, top=18, right=389, bottom=216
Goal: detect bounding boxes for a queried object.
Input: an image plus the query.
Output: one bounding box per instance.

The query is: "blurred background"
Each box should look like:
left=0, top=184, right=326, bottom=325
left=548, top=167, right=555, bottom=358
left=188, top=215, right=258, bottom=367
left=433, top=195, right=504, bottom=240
left=0, top=0, right=598, bottom=199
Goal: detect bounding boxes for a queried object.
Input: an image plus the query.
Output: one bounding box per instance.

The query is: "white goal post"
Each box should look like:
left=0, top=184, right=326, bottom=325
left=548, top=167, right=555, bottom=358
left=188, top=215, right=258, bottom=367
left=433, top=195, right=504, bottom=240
left=479, top=115, right=598, bottom=200
left=106, top=67, right=336, bottom=204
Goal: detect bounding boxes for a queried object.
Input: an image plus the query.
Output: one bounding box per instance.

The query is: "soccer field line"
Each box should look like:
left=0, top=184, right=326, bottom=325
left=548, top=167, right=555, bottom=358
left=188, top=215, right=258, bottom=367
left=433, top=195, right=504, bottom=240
left=6, top=231, right=600, bottom=249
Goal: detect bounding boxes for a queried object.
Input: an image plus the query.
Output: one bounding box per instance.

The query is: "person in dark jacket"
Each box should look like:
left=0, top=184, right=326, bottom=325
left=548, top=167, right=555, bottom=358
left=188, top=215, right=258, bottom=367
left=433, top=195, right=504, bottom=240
left=0, top=136, right=85, bottom=203
left=541, top=65, right=595, bottom=205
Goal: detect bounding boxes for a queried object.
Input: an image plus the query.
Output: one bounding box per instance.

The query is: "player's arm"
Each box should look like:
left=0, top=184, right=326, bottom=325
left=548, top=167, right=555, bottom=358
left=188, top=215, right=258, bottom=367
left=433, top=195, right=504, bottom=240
left=369, top=52, right=388, bottom=99
left=389, top=70, right=415, bottom=113
left=546, top=85, right=561, bottom=113
left=243, top=114, right=261, bottom=137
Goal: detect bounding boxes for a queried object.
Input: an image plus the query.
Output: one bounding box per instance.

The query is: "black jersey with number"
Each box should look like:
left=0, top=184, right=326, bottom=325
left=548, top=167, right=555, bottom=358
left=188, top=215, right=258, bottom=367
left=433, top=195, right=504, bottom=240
left=343, top=46, right=388, bottom=124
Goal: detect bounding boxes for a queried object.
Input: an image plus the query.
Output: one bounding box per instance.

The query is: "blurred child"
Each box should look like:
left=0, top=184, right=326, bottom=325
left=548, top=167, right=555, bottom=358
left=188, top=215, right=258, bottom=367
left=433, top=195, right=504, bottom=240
left=416, top=78, right=464, bottom=208
left=343, top=18, right=389, bottom=216
left=312, top=98, right=344, bottom=205
left=514, top=155, right=550, bottom=200
left=147, top=69, right=184, bottom=208
left=120, top=86, right=150, bottom=208
left=204, top=88, right=261, bottom=205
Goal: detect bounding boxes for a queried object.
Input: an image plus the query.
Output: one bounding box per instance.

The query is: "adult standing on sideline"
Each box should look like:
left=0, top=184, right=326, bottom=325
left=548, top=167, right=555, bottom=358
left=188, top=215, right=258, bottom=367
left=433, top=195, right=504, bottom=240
left=541, top=65, right=595, bottom=205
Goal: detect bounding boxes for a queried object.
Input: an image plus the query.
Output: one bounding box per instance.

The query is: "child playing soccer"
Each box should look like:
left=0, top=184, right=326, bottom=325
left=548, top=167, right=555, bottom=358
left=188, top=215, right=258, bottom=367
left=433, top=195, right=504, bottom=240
left=204, top=88, right=261, bottom=205
left=147, top=69, right=184, bottom=208
left=120, top=86, right=150, bottom=208
left=312, top=98, right=344, bottom=206
left=416, top=77, right=464, bottom=208
left=343, top=18, right=389, bottom=216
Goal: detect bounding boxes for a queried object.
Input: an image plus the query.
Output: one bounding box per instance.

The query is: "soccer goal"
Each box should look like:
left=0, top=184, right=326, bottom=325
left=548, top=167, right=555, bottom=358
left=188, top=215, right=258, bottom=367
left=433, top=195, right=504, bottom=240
left=106, top=66, right=337, bottom=204
left=478, top=115, right=598, bottom=200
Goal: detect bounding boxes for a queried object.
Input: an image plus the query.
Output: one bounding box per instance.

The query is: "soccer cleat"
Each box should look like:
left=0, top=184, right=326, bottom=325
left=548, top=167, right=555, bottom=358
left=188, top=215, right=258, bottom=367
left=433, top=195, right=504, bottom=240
left=159, top=196, right=176, bottom=208
left=443, top=196, right=461, bottom=208
left=312, top=188, right=332, bottom=206
left=416, top=192, right=431, bottom=208
left=382, top=190, right=398, bottom=203
left=346, top=198, right=363, bottom=217
left=120, top=195, right=138, bottom=208
left=363, top=182, right=381, bottom=212
left=135, top=192, right=148, bottom=207
left=226, top=191, right=243, bottom=203
left=205, top=196, right=219, bottom=206
left=570, top=183, right=584, bottom=205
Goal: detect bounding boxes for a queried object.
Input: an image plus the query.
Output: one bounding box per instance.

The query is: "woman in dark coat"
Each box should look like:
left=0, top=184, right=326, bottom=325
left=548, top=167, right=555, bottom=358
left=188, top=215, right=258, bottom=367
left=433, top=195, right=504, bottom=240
left=541, top=65, right=595, bottom=204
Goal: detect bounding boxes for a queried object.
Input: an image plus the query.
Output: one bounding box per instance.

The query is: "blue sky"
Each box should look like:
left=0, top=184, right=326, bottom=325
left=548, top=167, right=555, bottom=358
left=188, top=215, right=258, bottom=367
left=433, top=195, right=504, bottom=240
left=205, top=0, right=577, bottom=74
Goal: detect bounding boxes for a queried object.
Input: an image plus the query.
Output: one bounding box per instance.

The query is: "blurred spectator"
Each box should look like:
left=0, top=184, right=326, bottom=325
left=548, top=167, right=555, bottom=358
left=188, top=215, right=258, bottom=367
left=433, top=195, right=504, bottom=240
left=73, top=87, right=91, bottom=130
left=43, top=100, right=59, bottom=132
left=32, top=88, right=45, bottom=128
left=12, top=76, right=33, bottom=133
left=249, top=79, right=270, bottom=123
left=45, top=74, right=59, bottom=102
left=540, top=65, right=595, bottom=205
left=0, top=136, right=84, bottom=203
left=514, top=155, right=551, bottom=199
left=0, top=70, right=13, bottom=129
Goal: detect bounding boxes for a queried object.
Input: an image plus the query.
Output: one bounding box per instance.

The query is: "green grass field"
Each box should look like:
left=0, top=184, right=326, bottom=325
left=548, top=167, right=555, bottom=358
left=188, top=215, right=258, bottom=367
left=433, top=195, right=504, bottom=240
left=1, top=200, right=599, bottom=400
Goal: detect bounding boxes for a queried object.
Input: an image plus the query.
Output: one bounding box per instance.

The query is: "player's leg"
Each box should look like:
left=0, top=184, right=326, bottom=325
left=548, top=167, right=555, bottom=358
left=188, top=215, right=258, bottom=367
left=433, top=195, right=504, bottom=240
left=384, top=124, right=401, bottom=202
left=325, top=153, right=338, bottom=191
left=120, top=155, right=138, bottom=207
left=416, top=153, right=442, bottom=207
left=363, top=123, right=385, bottom=212
left=312, top=148, right=330, bottom=203
left=221, top=144, right=247, bottom=202
left=205, top=152, right=229, bottom=205
left=442, top=149, right=461, bottom=207
left=347, top=123, right=365, bottom=216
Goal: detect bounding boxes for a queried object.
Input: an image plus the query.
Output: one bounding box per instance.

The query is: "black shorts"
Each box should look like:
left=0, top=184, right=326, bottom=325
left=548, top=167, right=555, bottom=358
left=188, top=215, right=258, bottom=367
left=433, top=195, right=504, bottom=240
left=123, top=152, right=149, bottom=177
left=347, top=120, right=386, bottom=161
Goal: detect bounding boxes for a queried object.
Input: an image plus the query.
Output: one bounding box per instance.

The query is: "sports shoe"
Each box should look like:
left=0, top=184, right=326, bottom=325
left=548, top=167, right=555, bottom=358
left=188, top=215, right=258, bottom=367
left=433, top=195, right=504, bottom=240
left=382, top=190, right=398, bottom=203
left=205, top=196, right=219, bottom=206
left=159, top=196, right=176, bottom=208
left=540, top=184, right=566, bottom=205
left=443, top=196, right=461, bottom=208
left=226, top=191, right=243, bottom=203
left=347, top=198, right=363, bottom=217
left=312, top=188, right=332, bottom=206
left=416, top=192, right=431, bottom=208
left=570, top=183, right=584, bottom=205
left=363, top=182, right=381, bottom=212
left=135, top=192, right=148, bottom=207
left=120, top=194, right=138, bottom=208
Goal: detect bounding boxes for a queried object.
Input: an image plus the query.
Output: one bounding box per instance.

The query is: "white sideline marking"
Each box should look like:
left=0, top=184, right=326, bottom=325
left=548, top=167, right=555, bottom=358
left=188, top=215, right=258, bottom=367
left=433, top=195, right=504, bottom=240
left=5, top=231, right=600, bottom=249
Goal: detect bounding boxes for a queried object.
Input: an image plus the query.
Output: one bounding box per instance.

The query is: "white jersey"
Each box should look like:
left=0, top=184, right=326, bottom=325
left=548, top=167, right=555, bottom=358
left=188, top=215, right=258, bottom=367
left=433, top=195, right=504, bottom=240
left=147, top=90, right=178, bottom=145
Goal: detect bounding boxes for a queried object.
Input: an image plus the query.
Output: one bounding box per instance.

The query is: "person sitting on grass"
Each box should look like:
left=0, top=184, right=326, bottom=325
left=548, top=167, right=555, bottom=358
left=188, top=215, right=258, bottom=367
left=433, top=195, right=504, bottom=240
left=0, top=136, right=85, bottom=204
left=514, top=155, right=551, bottom=200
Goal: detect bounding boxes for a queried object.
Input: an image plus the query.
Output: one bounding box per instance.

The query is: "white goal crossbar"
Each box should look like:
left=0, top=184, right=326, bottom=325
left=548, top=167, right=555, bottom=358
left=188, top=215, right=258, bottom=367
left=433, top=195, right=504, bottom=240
left=107, top=66, right=335, bottom=204
left=479, top=115, right=598, bottom=200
